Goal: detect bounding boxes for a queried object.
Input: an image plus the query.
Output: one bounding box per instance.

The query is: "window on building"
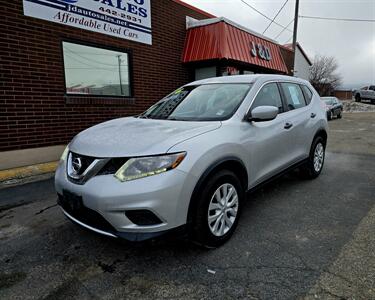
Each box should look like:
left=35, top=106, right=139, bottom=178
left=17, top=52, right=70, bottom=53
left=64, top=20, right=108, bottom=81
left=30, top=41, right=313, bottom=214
left=195, top=66, right=217, bottom=80
left=252, top=83, right=283, bottom=113
left=280, top=83, right=306, bottom=110
left=62, top=42, right=131, bottom=97
left=300, top=84, right=313, bottom=104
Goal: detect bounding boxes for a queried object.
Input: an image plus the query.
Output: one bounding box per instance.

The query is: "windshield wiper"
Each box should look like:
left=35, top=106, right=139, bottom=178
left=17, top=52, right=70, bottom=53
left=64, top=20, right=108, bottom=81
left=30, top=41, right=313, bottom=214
left=138, top=115, right=185, bottom=121
left=167, top=117, right=191, bottom=121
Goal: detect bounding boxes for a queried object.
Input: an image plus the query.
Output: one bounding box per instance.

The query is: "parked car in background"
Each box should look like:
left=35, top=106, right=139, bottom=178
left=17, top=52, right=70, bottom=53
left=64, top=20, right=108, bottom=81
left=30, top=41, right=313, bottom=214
left=321, top=97, right=343, bottom=120
left=354, top=86, right=375, bottom=103
left=55, top=75, right=328, bottom=248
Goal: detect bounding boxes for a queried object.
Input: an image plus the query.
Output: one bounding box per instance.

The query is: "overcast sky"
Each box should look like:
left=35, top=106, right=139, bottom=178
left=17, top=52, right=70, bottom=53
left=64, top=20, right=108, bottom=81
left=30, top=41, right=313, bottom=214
left=182, top=0, right=375, bottom=89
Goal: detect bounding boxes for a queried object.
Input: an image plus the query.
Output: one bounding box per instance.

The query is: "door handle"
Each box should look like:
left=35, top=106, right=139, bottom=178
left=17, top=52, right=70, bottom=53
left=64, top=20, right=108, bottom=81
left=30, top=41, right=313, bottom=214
left=284, top=122, right=293, bottom=129
left=311, top=113, right=316, bottom=118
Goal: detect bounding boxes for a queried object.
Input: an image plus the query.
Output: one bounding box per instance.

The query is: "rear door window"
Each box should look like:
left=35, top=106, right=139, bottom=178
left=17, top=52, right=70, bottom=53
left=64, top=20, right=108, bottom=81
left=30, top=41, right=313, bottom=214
left=280, top=83, right=306, bottom=110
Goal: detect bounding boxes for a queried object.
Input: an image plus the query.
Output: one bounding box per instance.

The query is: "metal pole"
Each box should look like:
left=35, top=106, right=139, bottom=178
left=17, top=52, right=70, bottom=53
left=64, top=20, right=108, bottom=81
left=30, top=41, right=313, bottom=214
left=292, top=0, right=300, bottom=76
left=117, top=55, right=124, bottom=95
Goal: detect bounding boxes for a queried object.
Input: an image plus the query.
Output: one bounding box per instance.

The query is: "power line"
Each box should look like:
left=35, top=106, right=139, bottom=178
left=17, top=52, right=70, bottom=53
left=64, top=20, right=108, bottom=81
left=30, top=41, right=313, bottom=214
left=240, top=0, right=293, bottom=33
left=263, top=0, right=289, bottom=34
left=274, top=18, right=294, bottom=39
left=299, top=15, right=375, bottom=22
left=65, top=67, right=118, bottom=71
left=64, top=53, right=128, bottom=71
left=284, top=36, right=293, bottom=44
left=64, top=47, right=124, bottom=67
left=64, top=53, right=102, bottom=69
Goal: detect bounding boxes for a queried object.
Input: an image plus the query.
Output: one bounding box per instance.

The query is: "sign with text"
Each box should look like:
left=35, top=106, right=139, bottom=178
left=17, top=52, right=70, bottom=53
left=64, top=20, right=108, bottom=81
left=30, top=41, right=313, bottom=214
left=250, top=41, right=272, bottom=61
left=23, top=0, right=152, bottom=45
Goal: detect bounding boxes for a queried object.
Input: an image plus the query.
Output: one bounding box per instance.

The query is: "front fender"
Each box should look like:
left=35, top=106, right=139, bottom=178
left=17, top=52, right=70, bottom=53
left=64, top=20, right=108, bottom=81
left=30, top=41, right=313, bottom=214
left=170, top=140, right=250, bottom=186
left=168, top=130, right=251, bottom=225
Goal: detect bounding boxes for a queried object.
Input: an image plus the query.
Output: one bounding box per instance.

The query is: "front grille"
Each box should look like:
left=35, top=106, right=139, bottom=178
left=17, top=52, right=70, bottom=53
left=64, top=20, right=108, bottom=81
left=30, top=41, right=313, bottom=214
left=58, top=193, right=116, bottom=233
left=97, top=158, right=129, bottom=175
left=67, top=152, right=129, bottom=184
left=70, top=152, right=96, bottom=176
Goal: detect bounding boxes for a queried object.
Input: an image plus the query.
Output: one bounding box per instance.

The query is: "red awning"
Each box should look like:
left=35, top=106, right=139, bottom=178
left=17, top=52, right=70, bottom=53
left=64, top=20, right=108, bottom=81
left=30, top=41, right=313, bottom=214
left=182, top=19, right=288, bottom=74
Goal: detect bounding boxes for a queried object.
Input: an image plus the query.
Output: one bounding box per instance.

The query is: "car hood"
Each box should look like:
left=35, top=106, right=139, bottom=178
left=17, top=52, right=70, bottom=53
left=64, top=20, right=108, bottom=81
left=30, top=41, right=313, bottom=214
left=69, top=117, right=221, bottom=157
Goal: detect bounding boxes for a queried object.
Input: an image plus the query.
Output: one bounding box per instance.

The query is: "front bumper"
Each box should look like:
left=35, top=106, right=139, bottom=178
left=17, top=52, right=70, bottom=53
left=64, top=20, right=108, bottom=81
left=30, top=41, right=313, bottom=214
left=55, top=161, right=196, bottom=241
left=61, top=208, right=187, bottom=241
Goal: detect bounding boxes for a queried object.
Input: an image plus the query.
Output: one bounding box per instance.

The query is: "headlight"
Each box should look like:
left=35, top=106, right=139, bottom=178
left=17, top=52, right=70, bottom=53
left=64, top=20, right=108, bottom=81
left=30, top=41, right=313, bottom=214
left=60, top=145, right=69, bottom=163
left=114, top=152, right=186, bottom=182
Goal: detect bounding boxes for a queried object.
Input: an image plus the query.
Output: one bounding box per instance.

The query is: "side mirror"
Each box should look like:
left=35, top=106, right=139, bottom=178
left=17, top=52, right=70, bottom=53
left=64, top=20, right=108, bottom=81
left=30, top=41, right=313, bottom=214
left=248, top=106, right=279, bottom=122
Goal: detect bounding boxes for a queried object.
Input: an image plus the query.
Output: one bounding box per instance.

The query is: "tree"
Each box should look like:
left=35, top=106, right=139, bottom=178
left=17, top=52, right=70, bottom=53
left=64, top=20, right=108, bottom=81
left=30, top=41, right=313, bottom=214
left=309, top=55, right=342, bottom=96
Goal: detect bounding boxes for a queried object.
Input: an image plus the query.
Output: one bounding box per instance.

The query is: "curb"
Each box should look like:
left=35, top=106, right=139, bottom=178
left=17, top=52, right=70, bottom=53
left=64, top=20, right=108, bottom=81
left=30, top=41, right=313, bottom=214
left=0, top=162, right=58, bottom=184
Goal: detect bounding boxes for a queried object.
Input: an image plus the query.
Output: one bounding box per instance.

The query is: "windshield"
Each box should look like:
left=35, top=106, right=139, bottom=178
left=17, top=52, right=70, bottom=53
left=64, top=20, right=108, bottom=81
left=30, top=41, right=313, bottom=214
left=139, top=83, right=252, bottom=121
left=323, top=98, right=335, bottom=105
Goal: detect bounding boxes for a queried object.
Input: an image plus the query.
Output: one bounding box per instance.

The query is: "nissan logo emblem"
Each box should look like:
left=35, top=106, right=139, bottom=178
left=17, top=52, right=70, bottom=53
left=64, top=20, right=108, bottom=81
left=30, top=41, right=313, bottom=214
left=72, top=157, right=83, bottom=174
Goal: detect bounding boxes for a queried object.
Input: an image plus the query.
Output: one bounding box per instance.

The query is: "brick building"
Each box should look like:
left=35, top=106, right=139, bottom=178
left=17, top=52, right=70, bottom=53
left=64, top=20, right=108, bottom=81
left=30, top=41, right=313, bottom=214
left=333, top=90, right=353, bottom=100
left=1, top=0, right=293, bottom=170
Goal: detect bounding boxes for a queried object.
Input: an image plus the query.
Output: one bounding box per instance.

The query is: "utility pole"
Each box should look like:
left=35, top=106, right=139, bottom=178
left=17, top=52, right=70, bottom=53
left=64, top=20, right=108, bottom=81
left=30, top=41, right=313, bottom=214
left=117, top=55, right=124, bottom=95
left=292, top=0, right=300, bottom=76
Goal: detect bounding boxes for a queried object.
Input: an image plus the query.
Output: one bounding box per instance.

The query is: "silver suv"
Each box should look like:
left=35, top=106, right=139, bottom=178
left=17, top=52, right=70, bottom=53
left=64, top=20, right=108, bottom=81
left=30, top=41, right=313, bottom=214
left=55, top=75, right=328, bottom=247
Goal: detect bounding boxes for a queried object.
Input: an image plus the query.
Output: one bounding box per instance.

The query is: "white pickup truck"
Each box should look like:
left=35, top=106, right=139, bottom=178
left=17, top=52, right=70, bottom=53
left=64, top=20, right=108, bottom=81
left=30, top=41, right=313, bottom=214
left=354, top=85, right=375, bottom=103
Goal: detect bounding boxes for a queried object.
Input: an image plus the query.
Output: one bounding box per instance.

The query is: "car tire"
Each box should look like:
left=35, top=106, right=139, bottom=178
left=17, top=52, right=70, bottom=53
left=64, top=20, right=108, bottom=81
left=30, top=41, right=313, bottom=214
left=337, top=111, right=342, bottom=119
left=355, top=94, right=361, bottom=102
left=191, top=169, right=244, bottom=248
left=300, top=136, right=325, bottom=179
left=327, top=112, right=332, bottom=120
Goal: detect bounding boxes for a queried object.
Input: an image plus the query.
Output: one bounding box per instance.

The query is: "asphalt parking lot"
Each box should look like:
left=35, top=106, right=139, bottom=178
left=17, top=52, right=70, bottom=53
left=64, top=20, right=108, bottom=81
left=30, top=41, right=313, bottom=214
left=1, top=112, right=374, bottom=300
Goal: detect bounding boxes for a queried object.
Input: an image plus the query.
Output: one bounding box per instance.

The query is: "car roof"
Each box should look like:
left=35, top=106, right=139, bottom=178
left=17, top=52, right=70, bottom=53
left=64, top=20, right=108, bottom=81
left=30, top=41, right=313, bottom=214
left=184, top=74, right=310, bottom=86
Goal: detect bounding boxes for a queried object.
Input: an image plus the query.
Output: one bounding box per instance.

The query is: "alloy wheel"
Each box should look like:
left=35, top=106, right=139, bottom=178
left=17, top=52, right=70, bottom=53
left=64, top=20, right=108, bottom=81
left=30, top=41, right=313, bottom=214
left=207, top=183, right=239, bottom=237
left=313, top=142, right=324, bottom=172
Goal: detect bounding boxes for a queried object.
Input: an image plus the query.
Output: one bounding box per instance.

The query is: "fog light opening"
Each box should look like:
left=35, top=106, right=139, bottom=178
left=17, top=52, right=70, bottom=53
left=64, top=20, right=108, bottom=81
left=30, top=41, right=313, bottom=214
left=125, top=210, right=163, bottom=226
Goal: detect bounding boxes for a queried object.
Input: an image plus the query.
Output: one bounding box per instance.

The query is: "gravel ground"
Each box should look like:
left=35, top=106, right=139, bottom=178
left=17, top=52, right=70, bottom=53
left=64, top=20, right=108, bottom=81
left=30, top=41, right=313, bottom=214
left=327, top=112, right=375, bottom=156
left=0, top=113, right=374, bottom=299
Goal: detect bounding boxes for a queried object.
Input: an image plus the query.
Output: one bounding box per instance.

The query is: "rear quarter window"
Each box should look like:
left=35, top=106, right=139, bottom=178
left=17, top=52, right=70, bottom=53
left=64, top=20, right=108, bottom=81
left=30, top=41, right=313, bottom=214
left=300, top=85, right=313, bottom=105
